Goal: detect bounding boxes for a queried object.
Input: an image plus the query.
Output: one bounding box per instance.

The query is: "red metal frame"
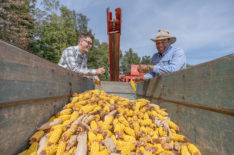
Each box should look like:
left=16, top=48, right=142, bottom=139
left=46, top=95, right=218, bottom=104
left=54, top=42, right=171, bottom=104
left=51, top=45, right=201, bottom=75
left=107, top=8, right=121, bottom=81
left=119, top=65, right=147, bottom=82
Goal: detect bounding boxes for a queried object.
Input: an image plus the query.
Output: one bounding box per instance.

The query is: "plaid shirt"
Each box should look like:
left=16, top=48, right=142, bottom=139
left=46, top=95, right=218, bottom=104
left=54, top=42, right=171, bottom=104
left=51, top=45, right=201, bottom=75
left=58, top=46, right=96, bottom=75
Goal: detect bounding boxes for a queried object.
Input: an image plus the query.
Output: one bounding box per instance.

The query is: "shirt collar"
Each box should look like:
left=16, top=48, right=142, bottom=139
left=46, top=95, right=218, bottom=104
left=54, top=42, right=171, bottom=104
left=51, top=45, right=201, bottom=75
left=159, top=45, right=172, bottom=57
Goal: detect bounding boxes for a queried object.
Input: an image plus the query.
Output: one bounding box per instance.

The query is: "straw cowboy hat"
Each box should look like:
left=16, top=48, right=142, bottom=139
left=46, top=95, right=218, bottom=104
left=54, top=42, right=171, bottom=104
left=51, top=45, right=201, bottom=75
left=151, top=29, right=176, bottom=44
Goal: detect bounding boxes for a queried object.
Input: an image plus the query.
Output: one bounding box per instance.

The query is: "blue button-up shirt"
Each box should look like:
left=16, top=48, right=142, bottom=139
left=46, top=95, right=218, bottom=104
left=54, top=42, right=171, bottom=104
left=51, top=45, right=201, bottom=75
left=144, top=46, right=186, bottom=79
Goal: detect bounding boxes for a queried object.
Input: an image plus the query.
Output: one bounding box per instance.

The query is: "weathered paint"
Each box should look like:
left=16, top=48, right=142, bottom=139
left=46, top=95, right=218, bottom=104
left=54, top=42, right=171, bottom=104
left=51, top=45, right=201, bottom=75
left=0, top=40, right=94, bottom=154
left=136, top=54, right=234, bottom=155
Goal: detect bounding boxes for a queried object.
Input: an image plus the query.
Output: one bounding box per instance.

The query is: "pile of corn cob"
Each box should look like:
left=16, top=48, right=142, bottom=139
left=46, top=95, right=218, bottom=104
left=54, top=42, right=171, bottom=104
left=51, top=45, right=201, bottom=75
left=19, top=89, right=201, bottom=155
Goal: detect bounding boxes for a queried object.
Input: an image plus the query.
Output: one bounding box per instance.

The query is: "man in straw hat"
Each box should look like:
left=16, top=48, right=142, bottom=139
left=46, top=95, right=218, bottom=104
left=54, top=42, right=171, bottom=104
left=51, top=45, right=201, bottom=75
left=133, top=29, right=186, bottom=82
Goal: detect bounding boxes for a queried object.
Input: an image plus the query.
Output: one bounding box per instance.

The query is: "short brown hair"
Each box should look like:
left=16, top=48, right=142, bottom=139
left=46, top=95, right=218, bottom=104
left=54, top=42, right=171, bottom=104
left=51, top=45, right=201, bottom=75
left=78, top=33, right=94, bottom=42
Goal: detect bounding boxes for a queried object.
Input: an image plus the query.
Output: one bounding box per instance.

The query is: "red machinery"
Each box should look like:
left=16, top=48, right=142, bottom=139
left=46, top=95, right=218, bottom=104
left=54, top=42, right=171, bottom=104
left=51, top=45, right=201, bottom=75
left=107, top=8, right=121, bottom=81
left=119, top=65, right=147, bottom=82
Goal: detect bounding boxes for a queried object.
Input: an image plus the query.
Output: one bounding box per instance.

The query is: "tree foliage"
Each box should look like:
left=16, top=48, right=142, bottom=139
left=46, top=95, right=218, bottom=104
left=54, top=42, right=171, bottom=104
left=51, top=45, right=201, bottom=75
left=140, top=56, right=151, bottom=65
left=120, top=48, right=141, bottom=74
left=29, top=0, right=92, bottom=63
left=0, top=0, right=36, bottom=49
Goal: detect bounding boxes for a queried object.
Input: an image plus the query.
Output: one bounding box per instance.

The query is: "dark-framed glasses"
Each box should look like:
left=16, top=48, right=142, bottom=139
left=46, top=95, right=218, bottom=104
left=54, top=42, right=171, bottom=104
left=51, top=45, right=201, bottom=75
left=83, top=39, right=92, bottom=46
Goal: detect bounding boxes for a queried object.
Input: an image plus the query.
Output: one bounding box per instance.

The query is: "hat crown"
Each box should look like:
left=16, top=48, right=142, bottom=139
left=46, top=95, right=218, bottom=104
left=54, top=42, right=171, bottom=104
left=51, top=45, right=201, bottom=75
left=151, top=29, right=176, bottom=44
left=156, top=29, right=170, bottom=38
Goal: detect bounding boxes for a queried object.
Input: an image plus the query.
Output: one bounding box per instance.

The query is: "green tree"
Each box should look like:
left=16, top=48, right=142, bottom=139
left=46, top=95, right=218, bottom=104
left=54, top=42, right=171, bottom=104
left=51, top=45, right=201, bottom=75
left=0, top=0, right=36, bottom=49
left=29, top=0, right=92, bottom=63
left=87, top=41, right=110, bottom=80
left=120, top=48, right=141, bottom=74
left=140, top=56, right=151, bottom=65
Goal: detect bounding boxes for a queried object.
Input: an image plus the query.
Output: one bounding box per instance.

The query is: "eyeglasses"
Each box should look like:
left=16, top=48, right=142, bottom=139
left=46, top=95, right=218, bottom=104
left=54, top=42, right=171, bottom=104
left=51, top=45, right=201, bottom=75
left=83, top=39, right=92, bottom=46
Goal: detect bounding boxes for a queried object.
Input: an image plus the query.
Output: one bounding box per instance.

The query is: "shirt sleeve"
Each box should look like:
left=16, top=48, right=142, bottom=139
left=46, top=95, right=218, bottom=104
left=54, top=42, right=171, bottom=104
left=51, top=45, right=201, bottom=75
left=153, top=48, right=186, bottom=76
left=144, top=55, right=156, bottom=79
left=144, top=71, right=155, bottom=79
left=64, top=49, right=97, bottom=75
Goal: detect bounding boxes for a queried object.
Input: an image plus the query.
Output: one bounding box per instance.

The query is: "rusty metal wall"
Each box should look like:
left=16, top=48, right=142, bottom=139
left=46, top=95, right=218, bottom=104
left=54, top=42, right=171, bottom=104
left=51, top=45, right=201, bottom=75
left=0, top=40, right=94, bottom=154
left=136, top=54, right=234, bottom=155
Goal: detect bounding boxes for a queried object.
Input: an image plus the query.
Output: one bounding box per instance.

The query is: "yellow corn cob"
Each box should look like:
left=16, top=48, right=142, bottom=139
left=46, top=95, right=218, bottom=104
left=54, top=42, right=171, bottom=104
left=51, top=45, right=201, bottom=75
left=56, top=140, right=67, bottom=155
left=158, top=127, right=168, bottom=137
left=94, top=79, right=101, bottom=87
left=157, top=109, right=168, bottom=116
left=41, top=144, right=58, bottom=155
left=165, top=119, right=180, bottom=131
left=68, top=146, right=76, bottom=154
left=58, top=115, right=71, bottom=122
left=71, top=96, right=79, bottom=104
left=132, top=121, right=140, bottom=132
left=136, top=98, right=150, bottom=103
left=90, top=120, right=98, bottom=131
left=187, top=143, right=201, bottom=155
left=57, top=109, right=72, bottom=116
left=130, top=80, right=136, bottom=92
left=124, top=126, right=136, bottom=137
left=134, top=102, right=141, bottom=113
left=181, top=145, right=191, bottom=155
left=114, top=122, right=125, bottom=133
left=116, top=140, right=135, bottom=153
left=96, top=134, right=104, bottom=141
left=161, top=150, right=175, bottom=155
left=99, top=148, right=109, bottom=155
left=103, top=115, right=114, bottom=126
left=170, top=133, right=187, bottom=142
left=26, top=142, right=38, bottom=155
left=62, top=124, right=78, bottom=141
left=29, top=130, right=44, bottom=143
left=123, top=134, right=136, bottom=143
left=62, top=120, right=73, bottom=128
left=90, top=141, right=99, bottom=155
left=69, top=111, right=79, bottom=122
left=118, top=115, right=129, bottom=126
left=64, top=103, right=74, bottom=109
left=88, top=131, right=97, bottom=143
left=47, top=127, right=63, bottom=145
left=153, top=144, right=164, bottom=154
left=80, top=104, right=96, bottom=114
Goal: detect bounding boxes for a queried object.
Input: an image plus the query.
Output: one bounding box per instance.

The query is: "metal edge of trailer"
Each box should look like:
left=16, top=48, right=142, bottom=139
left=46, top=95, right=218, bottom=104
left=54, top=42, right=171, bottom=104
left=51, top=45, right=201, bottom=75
left=0, top=40, right=95, bottom=154
left=136, top=54, right=234, bottom=155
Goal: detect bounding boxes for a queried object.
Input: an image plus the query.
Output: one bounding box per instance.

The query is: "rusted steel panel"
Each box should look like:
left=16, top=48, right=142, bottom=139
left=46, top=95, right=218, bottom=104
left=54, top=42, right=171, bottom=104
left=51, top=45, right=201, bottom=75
left=0, top=40, right=94, bottom=154
left=136, top=54, right=234, bottom=155
left=0, top=40, right=94, bottom=103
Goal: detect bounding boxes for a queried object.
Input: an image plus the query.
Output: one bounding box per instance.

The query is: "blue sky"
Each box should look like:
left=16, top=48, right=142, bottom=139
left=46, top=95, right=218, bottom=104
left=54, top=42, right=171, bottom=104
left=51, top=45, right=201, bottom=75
left=58, top=0, right=234, bottom=65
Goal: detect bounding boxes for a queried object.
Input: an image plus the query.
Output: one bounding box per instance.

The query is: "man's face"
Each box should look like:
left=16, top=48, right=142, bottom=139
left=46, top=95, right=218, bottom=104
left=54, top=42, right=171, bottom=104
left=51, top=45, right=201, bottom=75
left=156, top=39, right=171, bottom=54
left=79, top=37, right=93, bottom=54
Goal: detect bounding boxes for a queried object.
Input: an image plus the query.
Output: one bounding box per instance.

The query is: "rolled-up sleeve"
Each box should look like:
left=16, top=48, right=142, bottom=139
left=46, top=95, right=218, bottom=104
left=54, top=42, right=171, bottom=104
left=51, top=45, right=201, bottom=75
left=153, top=48, right=186, bottom=76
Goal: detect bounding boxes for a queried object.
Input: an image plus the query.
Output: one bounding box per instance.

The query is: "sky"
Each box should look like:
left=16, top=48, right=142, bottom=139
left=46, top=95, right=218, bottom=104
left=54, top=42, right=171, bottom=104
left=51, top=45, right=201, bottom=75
left=58, top=0, right=234, bottom=65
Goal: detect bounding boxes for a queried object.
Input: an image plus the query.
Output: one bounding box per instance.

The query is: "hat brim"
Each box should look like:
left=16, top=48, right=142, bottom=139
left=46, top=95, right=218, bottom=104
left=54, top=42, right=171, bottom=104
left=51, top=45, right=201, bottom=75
left=151, top=36, right=176, bottom=44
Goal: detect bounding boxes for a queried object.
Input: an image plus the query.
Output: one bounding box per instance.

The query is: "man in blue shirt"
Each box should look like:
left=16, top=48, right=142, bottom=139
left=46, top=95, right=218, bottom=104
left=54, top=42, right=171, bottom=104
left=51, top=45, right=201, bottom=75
left=134, top=29, right=186, bottom=81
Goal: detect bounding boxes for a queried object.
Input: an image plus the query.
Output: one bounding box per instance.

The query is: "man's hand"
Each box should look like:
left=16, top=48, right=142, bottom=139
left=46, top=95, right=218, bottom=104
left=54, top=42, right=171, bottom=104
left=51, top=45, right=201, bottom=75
left=132, top=76, right=145, bottom=83
left=94, top=76, right=101, bottom=87
left=94, top=75, right=100, bottom=82
left=138, top=65, right=148, bottom=72
left=96, top=67, right=105, bottom=75
left=138, top=64, right=153, bottom=72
